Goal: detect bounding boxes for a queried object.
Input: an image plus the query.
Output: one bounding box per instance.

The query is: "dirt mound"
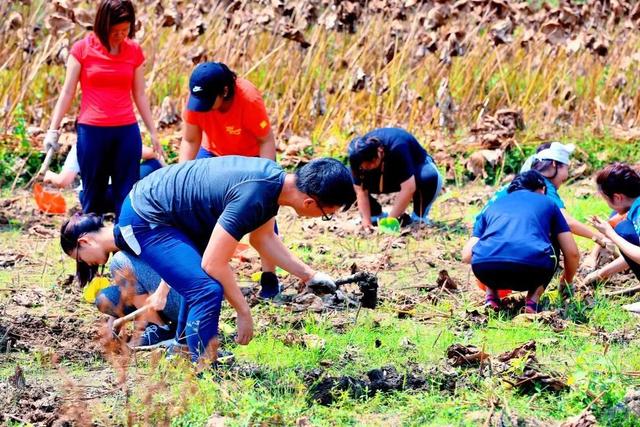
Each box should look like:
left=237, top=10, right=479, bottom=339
left=0, top=377, right=61, bottom=426
left=0, top=312, right=102, bottom=363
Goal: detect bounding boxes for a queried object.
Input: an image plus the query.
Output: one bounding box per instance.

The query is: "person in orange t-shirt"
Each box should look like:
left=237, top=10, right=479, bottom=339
left=181, top=62, right=276, bottom=161
left=180, top=62, right=279, bottom=299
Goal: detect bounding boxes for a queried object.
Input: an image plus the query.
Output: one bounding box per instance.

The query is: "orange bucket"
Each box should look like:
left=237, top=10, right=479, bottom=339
left=476, top=278, right=511, bottom=298
left=33, top=183, right=67, bottom=214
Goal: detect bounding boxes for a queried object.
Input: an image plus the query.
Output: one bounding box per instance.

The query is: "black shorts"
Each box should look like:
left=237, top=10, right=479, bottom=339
left=472, top=261, right=555, bottom=292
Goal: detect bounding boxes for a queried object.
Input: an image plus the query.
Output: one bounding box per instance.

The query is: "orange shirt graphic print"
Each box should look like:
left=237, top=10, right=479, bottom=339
left=225, top=126, right=242, bottom=136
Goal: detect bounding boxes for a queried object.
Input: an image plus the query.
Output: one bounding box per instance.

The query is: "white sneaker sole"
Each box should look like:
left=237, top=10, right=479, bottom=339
left=130, top=338, right=175, bottom=351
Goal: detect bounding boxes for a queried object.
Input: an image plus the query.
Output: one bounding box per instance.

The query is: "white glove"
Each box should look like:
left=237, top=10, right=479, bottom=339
left=305, top=271, right=337, bottom=294
left=43, top=129, right=61, bottom=153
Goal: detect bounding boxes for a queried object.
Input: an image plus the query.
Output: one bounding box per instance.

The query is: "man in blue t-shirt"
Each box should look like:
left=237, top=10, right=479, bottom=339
left=348, top=128, right=442, bottom=230
left=462, top=171, right=579, bottom=313
left=115, top=156, right=356, bottom=365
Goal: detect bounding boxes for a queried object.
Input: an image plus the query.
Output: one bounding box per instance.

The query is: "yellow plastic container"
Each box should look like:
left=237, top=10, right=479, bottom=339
left=82, top=277, right=111, bottom=303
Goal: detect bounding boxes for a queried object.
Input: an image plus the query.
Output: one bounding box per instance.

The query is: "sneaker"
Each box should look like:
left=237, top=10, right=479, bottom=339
left=410, top=212, right=433, bottom=225
left=259, top=272, right=281, bottom=299
left=130, top=323, right=175, bottom=350
left=165, top=339, right=190, bottom=360
left=485, top=294, right=501, bottom=312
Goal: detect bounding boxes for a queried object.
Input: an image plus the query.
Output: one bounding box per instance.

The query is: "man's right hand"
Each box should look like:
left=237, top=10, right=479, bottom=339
left=305, top=271, right=337, bottom=294
left=43, top=129, right=61, bottom=153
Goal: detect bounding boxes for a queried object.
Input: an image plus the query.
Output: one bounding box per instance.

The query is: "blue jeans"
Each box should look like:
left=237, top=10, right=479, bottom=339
left=95, top=251, right=181, bottom=323
left=412, top=161, right=443, bottom=219
left=76, top=123, right=142, bottom=218
left=367, top=161, right=443, bottom=221
left=615, top=219, right=640, bottom=279
left=79, top=159, right=162, bottom=214
left=117, top=196, right=224, bottom=361
left=196, top=147, right=216, bottom=159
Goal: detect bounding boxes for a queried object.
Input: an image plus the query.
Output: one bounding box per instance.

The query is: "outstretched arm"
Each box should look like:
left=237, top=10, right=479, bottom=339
left=249, top=219, right=315, bottom=282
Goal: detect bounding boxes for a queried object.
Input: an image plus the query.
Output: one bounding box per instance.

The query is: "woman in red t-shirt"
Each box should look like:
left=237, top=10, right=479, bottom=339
left=44, top=0, right=161, bottom=218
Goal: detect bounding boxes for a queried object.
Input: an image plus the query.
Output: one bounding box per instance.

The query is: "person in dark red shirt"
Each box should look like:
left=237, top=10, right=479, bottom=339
left=44, top=0, right=162, bottom=218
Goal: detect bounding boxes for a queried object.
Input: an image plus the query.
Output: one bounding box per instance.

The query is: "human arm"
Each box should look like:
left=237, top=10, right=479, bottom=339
left=201, top=224, right=253, bottom=345
left=46, top=56, right=81, bottom=150
left=461, top=237, right=479, bottom=264
left=43, top=170, right=77, bottom=188
left=257, top=129, right=276, bottom=160
left=388, top=176, right=416, bottom=219
left=583, top=256, right=629, bottom=286
left=591, top=216, right=640, bottom=264
left=132, top=66, right=164, bottom=161
left=354, top=184, right=374, bottom=231
left=141, top=145, right=156, bottom=160
left=146, top=280, right=171, bottom=311
left=561, top=209, right=607, bottom=247
left=557, top=230, right=580, bottom=288
left=179, top=122, right=203, bottom=162
left=248, top=219, right=315, bottom=282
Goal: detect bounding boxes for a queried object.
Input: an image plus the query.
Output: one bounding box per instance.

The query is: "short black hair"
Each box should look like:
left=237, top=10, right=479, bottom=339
left=295, top=158, right=356, bottom=210
left=94, top=0, right=136, bottom=51
left=60, top=213, right=104, bottom=286
left=596, top=162, right=640, bottom=199
left=507, top=170, right=547, bottom=194
left=347, top=136, right=382, bottom=172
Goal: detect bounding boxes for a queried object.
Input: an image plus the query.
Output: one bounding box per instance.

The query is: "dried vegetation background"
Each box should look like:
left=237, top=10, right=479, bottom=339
left=1, top=0, right=640, bottom=184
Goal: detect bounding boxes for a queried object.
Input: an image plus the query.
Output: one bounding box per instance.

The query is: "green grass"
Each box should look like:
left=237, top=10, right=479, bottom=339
left=3, top=161, right=640, bottom=426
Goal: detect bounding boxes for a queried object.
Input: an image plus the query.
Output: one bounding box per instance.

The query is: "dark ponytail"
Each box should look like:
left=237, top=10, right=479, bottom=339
left=507, top=170, right=547, bottom=194
left=60, top=213, right=104, bottom=286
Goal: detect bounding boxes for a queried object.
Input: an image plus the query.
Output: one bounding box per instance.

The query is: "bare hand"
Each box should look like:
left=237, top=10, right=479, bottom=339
left=43, top=170, right=56, bottom=184
left=235, top=312, right=254, bottom=345
left=361, top=221, right=374, bottom=233
left=146, top=289, right=167, bottom=311
left=150, top=135, right=166, bottom=164
left=582, top=271, right=601, bottom=287
left=590, top=216, right=614, bottom=238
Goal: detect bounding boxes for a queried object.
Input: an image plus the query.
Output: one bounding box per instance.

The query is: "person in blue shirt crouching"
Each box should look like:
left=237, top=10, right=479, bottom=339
left=348, top=128, right=442, bottom=231
left=590, top=163, right=640, bottom=282
left=60, top=156, right=356, bottom=367
left=462, top=171, right=580, bottom=313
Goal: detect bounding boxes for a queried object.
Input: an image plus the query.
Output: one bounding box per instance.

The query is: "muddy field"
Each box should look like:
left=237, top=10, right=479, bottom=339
left=0, top=180, right=639, bottom=426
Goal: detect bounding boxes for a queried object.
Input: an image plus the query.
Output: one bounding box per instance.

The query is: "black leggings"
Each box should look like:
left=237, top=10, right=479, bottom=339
left=472, top=261, right=555, bottom=293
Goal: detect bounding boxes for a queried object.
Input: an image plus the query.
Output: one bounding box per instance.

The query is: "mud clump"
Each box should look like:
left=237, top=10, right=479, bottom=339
left=306, top=364, right=427, bottom=406
left=0, top=380, right=61, bottom=426
left=1, top=313, right=102, bottom=363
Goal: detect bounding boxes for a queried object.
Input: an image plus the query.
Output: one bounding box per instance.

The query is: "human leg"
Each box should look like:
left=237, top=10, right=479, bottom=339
left=109, top=123, right=142, bottom=218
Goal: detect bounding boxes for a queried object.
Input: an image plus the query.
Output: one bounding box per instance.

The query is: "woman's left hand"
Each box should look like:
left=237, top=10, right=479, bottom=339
left=150, top=135, right=165, bottom=164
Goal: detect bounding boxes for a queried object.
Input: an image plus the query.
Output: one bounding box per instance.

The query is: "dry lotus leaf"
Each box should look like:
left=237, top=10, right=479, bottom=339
left=446, top=344, right=490, bottom=367
left=284, top=135, right=312, bottom=156
left=280, top=23, right=310, bottom=48
left=6, top=12, right=23, bottom=31
left=46, top=13, right=75, bottom=35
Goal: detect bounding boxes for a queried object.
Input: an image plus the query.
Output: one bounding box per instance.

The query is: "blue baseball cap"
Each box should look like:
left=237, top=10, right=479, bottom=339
left=186, top=62, right=235, bottom=112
